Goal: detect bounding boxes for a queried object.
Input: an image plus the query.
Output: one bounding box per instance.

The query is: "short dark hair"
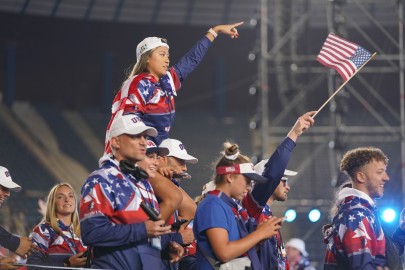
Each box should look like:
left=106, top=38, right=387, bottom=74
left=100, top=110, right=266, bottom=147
left=340, top=147, right=388, bottom=179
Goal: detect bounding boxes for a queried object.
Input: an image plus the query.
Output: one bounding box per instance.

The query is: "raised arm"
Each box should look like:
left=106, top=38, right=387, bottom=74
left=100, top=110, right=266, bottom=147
left=249, top=111, right=316, bottom=207
left=173, top=22, right=244, bottom=81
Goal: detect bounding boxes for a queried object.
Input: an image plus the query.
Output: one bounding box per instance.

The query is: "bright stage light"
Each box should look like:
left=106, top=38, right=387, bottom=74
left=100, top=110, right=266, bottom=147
left=284, top=209, right=296, bottom=222
left=308, top=209, right=321, bottom=222
left=382, top=208, right=396, bottom=223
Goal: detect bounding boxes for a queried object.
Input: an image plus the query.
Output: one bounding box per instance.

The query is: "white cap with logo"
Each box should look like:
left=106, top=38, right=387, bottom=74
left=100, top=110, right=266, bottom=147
left=253, top=159, right=298, bottom=177
left=0, top=166, right=22, bottom=192
left=159, top=138, right=198, bottom=164
left=146, top=140, right=169, bottom=156
left=108, top=114, right=157, bottom=140
left=136, top=37, right=169, bottom=61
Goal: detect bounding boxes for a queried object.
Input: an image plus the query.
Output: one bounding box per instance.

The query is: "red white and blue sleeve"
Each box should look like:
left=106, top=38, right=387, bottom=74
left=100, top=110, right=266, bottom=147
left=79, top=173, right=148, bottom=247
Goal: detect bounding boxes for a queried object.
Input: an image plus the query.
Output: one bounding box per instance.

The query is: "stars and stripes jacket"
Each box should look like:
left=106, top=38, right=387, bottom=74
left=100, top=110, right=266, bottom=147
left=79, top=158, right=182, bottom=270
left=323, top=188, right=388, bottom=269
left=28, top=220, right=86, bottom=268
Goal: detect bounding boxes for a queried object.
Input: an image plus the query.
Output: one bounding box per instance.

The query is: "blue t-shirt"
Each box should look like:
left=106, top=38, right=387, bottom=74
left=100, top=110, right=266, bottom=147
left=194, top=194, right=240, bottom=270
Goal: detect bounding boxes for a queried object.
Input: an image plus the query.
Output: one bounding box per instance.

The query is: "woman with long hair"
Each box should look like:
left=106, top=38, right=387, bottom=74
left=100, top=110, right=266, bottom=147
left=28, top=183, right=86, bottom=268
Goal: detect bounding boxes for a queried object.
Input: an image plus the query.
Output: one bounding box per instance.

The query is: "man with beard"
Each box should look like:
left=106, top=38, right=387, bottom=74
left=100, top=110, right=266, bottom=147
left=240, top=110, right=315, bottom=270
left=323, top=147, right=405, bottom=269
left=253, top=162, right=298, bottom=270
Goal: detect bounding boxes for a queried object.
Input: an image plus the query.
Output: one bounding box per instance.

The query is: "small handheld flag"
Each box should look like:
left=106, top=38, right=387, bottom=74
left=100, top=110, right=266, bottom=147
left=316, top=33, right=372, bottom=82
left=313, top=33, right=376, bottom=118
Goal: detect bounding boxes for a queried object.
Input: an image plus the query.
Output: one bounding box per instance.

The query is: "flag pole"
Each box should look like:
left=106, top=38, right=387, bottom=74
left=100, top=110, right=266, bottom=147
left=312, top=52, right=378, bottom=118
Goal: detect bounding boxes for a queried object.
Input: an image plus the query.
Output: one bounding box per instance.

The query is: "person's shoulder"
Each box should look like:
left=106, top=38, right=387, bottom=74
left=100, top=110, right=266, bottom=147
left=336, top=206, right=375, bottom=231
left=85, top=169, right=110, bottom=184
left=198, top=195, right=223, bottom=209
left=32, top=222, right=53, bottom=239
left=82, top=167, right=116, bottom=193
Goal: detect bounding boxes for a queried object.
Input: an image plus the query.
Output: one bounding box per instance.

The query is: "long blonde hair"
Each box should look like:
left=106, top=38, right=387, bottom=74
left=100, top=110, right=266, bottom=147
left=42, top=183, right=81, bottom=236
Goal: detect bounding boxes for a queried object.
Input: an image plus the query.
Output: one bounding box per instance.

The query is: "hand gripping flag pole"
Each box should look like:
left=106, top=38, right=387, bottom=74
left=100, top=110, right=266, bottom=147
left=312, top=33, right=377, bottom=118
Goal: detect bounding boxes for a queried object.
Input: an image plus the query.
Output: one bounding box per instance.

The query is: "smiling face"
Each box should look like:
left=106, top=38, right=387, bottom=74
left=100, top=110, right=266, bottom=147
left=147, top=46, right=170, bottom=79
left=0, top=185, right=10, bottom=206
left=357, top=159, right=389, bottom=199
left=55, top=185, right=76, bottom=218
left=137, top=152, right=159, bottom=178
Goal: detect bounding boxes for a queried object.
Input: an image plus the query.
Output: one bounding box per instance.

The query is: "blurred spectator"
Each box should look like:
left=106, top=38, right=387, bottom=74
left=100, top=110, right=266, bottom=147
left=286, top=238, right=315, bottom=270
left=0, top=166, right=36, bottom=266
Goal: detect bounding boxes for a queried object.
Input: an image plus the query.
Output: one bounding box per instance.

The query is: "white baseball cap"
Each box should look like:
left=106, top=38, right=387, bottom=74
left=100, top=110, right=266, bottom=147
left=108, top=114, right=157, bottom=140
left=136, top=37, right=169, bottom=61
left=159, top=139, right=198, bottom=164
left=216, top=163, right=268, bottom=183
left=286, top=238, right=308, bottom=257
left=0, top=166, right=22, bottom=192
left=146, top=140, right=169, bottom=156
left=254, top=159, right=298, bottom=177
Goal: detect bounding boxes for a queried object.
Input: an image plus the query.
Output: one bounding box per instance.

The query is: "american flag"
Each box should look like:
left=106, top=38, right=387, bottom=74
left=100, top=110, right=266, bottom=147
left=317, top=33, right=372, bottom=82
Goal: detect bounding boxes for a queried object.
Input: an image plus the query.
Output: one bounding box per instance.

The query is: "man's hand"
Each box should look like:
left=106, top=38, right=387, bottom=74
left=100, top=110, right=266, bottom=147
left=144, top=220, right=172, bottom=237
left=287, top=111, right=316, bottom=142
left=65, top=252, right=87, bottom=267
left=0, top=256, right=18, bottom=270
left=14, top=237, right=37, bottom=258
left=167, top=242, right=184, bottom=263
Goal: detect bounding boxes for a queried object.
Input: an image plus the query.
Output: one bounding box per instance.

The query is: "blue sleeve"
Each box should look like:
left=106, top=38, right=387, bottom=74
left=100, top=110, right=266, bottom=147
left=0, top=225, right=19, bottom=252
left=173, top=36, right=212, bottom=81
left=251, top=137, right=296, bottom=206
left=392, top=227, right=405, bottom=255
left=80, top=215, right=148, bottom=247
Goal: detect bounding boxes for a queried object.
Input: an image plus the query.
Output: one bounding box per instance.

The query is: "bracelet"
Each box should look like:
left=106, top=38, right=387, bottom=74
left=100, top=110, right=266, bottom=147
left=208, top=28, right=218, bottom=38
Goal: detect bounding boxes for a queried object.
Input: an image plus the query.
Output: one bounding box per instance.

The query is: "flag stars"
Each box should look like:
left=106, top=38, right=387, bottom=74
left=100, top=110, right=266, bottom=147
left=357, top=211, right=365, bottom=218
left=348, top=215, right=356, bottom=222
left=92, top=177, right=99, bottom=184
left=105, top=186, right=113, bottom=193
